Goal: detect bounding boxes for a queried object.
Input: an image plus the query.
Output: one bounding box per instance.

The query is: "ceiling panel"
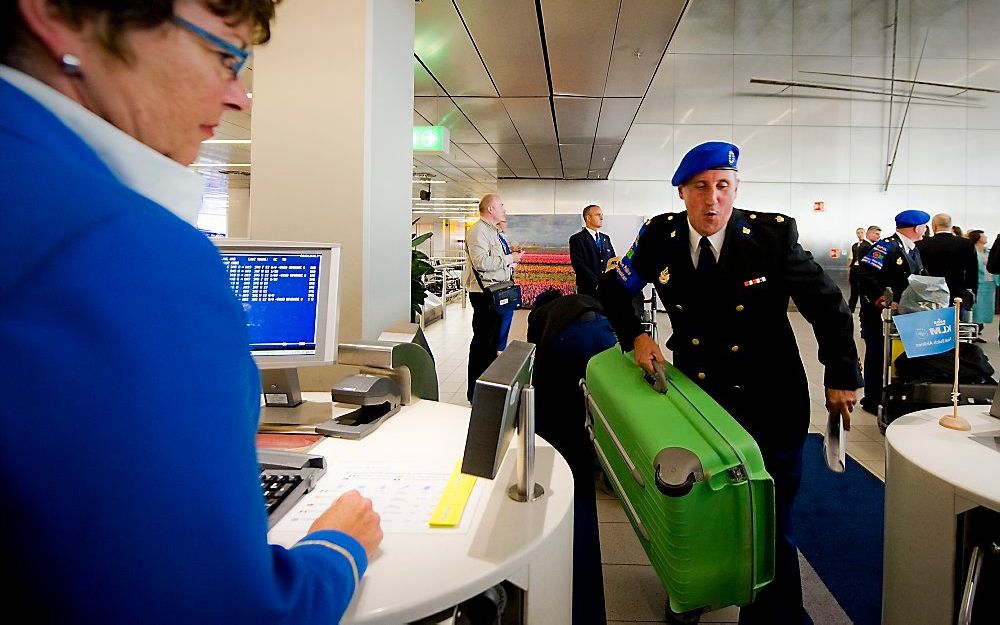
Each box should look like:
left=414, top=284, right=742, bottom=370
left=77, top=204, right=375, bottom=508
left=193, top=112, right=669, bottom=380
left=589, top=169, right=611, bottom=178
left=554, top=97, right=602, bottom=144
left=453, top=97, right=522, bottom=143
left=455, top=143, right=505, bottom=170
left=559, top=143, right=594, bottom=170
left=493, top=143, right=537, bottom=173
left=196, top=144, right=251, bottom=164
left=525, top=144, right=563, bottom=170
left=590, top=143, right=623, bottom=171
left=440, top=144, right=481, bottom=168
left=537, top=168, right=563, bottom=178
left=465, top=169, right=497, bottom=184
left=502, top=98, right=558, bottom=144
left=564, top=169, right=589, bottom=179
left=455, top=0, right=549, bottom=96
left=595, top=97, right=642, bottom=144
left=542, top=0, right=620, bottom=96
left=497, top=164, right=516, bottom=178
left=604, top=0, right=685, bottom=96
left=414, top=97, right=487, bottom=143
left=414, top=1, right=498, bottom=97
left=414, top=57, right=444, bottom=96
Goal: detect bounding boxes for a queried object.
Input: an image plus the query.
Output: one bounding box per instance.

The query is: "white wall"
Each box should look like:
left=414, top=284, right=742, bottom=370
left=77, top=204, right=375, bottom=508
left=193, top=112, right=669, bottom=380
left=501, top=0, right=1000, bottom=280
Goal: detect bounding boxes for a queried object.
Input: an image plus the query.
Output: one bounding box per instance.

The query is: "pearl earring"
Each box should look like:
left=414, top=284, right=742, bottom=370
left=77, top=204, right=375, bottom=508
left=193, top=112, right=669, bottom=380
left=60, top=53, right=82, bottom=76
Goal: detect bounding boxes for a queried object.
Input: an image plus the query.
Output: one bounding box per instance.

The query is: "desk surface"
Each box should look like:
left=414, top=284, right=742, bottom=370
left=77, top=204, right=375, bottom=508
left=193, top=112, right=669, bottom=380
left=886, top=404, right=1000, bottom=509
left=267, top=395, right=574, bottom=624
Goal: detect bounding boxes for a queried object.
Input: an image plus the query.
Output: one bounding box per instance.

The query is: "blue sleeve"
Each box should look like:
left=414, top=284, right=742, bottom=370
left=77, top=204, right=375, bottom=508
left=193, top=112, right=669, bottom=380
left=1, top=205, right=364, bottom=624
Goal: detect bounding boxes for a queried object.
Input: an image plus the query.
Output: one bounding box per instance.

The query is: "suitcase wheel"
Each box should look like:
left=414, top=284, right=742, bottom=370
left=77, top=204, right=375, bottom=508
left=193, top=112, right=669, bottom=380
left=653, top=447, right=704, bottom=498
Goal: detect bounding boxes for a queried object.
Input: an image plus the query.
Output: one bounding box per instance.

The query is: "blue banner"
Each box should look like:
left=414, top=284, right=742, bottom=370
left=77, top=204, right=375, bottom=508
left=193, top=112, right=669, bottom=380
left=893, top=307, right=957, bottom=357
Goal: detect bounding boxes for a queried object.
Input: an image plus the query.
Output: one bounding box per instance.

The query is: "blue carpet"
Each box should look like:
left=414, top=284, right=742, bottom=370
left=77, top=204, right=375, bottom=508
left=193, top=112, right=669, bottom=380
left=792, top=434, right=884, bottom=625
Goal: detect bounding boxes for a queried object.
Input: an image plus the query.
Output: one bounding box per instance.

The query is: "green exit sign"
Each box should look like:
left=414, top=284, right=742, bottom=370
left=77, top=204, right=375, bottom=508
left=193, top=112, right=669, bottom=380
left=412, top=126, right=450, bottom=153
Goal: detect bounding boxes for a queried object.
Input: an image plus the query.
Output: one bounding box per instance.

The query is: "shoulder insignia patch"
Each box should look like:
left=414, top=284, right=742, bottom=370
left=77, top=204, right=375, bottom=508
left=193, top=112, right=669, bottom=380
left=859, top=240, right=891, bottom=270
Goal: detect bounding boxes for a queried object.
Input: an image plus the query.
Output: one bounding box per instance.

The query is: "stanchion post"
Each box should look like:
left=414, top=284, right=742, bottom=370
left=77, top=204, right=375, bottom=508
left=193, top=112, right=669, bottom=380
left=508, top=384, right=544, bottom=502
left=939, top=298, right=972, bottom=431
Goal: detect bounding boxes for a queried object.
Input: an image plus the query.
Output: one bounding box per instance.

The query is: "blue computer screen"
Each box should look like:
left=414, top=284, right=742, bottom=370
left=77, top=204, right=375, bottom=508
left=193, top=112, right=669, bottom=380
left=221, top=254, right=321, bottom=353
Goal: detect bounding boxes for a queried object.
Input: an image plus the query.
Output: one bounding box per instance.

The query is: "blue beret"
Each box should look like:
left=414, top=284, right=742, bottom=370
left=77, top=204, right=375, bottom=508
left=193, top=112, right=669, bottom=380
left=671, top=141, right=739, bottom=186
left=894, top=209, right=930, bottom=228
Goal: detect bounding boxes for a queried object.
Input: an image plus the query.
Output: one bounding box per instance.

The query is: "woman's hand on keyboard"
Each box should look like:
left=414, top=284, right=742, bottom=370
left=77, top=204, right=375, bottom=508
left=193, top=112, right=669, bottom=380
left=309, top=489, right=384, bottom=557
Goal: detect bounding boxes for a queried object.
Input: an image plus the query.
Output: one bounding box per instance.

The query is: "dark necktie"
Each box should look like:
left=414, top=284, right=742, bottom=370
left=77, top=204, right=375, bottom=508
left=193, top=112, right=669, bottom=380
left=908, top=246, right=923, bottom=274
left=595, top=233, right=603, bottom=262
left=697, top=237, right=716, bottom=273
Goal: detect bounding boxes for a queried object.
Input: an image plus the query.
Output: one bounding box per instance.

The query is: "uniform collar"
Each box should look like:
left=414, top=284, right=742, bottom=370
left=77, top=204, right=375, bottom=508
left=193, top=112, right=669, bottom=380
left=894, top=231, right=917, bottom=253
left=585, top=226, right=600, bottom=239
left=0, top=65, right=204, bottom=226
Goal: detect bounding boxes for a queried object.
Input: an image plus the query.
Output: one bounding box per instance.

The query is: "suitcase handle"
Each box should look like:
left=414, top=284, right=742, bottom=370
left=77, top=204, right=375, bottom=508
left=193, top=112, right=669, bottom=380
left=644, top=361, right=669, bottom=394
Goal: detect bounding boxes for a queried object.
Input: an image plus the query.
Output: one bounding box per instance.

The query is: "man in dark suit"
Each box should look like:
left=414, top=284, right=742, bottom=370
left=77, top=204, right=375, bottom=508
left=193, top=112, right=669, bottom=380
left=915, top=213, right=979, bottom=315
left=569, top=204, right=616, bottom=297
left=848, top=225, right=880, bottom=312
left=854, top=210, right=930, bottom=414
left=599, top=141, right=862, bottom=625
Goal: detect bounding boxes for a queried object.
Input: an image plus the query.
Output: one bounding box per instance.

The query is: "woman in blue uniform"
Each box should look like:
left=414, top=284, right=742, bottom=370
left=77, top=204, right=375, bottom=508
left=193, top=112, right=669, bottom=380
left=1, top=2, right=380, bottom=623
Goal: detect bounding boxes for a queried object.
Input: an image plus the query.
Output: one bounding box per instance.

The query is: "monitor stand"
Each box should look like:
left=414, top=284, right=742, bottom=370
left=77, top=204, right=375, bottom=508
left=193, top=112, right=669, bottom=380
left=259, top=368, right=332, bottom=425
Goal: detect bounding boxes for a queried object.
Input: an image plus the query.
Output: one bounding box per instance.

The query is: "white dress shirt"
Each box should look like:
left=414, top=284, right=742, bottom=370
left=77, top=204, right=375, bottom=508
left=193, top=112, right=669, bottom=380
left=0, top=64, right=204, bottom=226
left=687, top=218, right=727, bottom=268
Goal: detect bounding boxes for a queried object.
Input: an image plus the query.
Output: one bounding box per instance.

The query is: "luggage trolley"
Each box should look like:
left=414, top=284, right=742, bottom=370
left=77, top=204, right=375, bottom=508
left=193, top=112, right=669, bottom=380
left=876, top=294, right=989, bottom=434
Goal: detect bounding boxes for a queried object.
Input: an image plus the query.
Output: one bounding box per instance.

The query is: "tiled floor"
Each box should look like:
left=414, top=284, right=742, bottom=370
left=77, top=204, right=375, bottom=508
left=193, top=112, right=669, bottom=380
left=422, top=300, right=1000, bottom=623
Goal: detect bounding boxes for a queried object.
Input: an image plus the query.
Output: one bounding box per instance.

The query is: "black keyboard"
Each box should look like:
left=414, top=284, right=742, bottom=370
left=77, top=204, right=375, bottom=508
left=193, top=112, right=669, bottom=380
left=260, top=471, right=304, bottom=516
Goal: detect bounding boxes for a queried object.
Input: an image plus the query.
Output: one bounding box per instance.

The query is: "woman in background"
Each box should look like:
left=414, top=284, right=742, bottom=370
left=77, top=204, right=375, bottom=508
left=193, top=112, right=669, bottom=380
left=968, top=230, right=995, bottom=340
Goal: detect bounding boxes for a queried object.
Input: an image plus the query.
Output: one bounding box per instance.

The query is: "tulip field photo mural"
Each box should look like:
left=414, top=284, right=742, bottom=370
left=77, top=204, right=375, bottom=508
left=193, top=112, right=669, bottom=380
left=502, top=214, right=647, bottom=307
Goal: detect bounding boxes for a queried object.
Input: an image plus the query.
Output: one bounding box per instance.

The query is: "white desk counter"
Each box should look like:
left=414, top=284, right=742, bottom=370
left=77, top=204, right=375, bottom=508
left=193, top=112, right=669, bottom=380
left=883, top=405, right=1000, bottom=624
left=267, top=395, right=574, bottom=625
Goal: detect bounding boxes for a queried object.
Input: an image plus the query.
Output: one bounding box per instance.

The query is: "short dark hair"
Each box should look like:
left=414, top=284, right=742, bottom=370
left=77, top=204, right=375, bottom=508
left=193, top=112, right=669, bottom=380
left=866, top=225, right=881, bottom=234
left=2, top=0, right=279, bottom=63
left=967, top=229, right=985, bottom=245
left=582, top=204, right=600, bottom=219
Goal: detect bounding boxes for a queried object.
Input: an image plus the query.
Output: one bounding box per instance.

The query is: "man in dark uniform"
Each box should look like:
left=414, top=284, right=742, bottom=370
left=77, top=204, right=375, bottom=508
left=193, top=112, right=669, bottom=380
left=848, top=225, right=880, bottom=312
left=854, top=209, right=930, bottom=414
left=570, top=204, right=616, bottom=297
left=598, top=141, right=862, bottom=625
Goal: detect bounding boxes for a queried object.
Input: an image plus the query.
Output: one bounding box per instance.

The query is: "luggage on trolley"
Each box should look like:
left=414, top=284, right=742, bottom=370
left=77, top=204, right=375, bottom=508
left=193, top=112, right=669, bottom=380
left=582, top=346, right=775, bottom=618
left=877, top=300, right=995, bottom=433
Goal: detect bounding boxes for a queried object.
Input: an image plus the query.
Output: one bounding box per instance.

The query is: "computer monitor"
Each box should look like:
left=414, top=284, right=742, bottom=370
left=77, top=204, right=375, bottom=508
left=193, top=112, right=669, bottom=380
left=213, top=239, right=341, bottom=425
left=461, top=341, right=535, bottom=479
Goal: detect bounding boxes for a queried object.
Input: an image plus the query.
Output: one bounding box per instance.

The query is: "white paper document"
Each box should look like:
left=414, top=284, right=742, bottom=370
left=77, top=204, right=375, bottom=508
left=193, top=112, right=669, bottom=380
left=275, top=464, right=484, bottom=538
left=824, top=411, right=847, bottom=473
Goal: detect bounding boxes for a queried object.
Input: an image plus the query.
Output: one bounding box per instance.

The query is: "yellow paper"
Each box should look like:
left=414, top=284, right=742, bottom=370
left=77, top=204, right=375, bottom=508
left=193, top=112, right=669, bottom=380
left=428, top=461, right=477, bottom=527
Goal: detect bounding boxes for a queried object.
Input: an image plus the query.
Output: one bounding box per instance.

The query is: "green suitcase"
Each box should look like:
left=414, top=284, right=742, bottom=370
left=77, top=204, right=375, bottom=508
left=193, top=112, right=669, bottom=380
left=582, top=347, right=775, bottom=615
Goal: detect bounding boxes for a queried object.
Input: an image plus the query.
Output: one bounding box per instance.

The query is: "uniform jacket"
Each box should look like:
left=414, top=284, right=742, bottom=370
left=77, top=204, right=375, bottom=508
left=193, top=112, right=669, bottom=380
left=855, top=232, right=922, bottom=303
left=463, top=218, right=514, bottom=292
left=599, top=209, right=861, bottom=444
left=915, top=232, right=979, bottom=301
left=569, top=228, right=616, bottom=296
left=0, top=77, right=365, bottom=624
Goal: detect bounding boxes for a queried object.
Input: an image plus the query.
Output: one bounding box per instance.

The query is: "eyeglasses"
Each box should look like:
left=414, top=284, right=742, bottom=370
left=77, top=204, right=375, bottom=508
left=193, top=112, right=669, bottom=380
left=173, top=16, right=250, bottom=79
